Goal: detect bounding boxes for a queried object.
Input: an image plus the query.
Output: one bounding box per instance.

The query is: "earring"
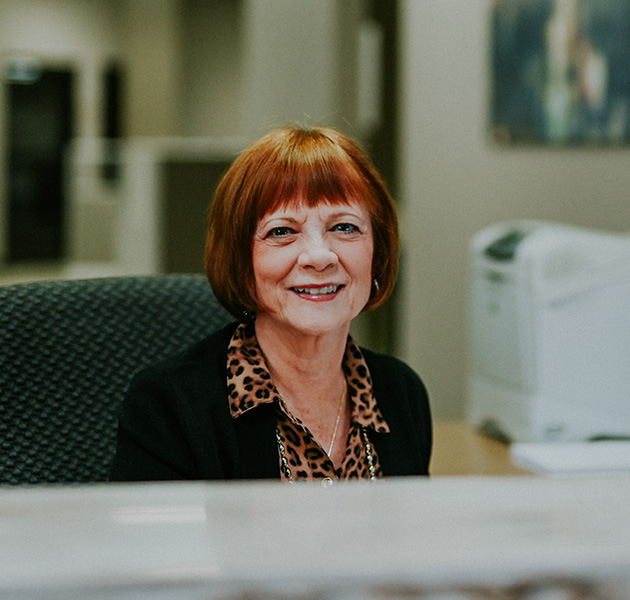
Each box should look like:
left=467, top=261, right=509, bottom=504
left=242, top=309, right=256, bottom=322
left=372, top=279, right=380, bottom=294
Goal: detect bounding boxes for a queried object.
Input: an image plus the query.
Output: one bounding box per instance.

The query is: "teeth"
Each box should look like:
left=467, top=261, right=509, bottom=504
left=294, top=285, right=340, bottom=295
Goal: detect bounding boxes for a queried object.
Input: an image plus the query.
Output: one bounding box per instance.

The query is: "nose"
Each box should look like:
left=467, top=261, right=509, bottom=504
left=297, top=234, right=338, bottom=271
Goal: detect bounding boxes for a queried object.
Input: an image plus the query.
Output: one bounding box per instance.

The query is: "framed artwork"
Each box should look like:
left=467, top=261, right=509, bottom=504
left=490, top=0, right=630, bottom=145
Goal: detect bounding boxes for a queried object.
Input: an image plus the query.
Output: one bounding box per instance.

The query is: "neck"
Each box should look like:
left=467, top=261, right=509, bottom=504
left=254, top=315, right=349, bottom=419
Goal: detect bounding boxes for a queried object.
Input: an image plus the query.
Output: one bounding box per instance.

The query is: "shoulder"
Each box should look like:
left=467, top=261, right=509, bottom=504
left=361, top=347, right=427, bottom=395
left=360, top=347, right=432, bottom=476
left=124, top=321, right=240, bottom=416
left=360, top=346, right=431, bottom=430
left=117, top=322, right=240, bottom=452
left=112, top=322, right=243, bottom=481
left=144, top=321, right=239, bottom=375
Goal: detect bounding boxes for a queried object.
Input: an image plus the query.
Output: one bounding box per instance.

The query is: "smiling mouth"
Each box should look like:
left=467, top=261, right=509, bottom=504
left=291, top=285, right=342, bottom=296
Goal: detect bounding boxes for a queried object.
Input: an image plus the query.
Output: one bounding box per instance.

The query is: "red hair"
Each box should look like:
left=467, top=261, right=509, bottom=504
left=205, top=126, right=398, bottom=319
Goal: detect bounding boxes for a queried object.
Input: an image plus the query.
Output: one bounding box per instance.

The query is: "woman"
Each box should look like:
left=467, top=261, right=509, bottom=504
left=110, top=126, right=432, bottom=483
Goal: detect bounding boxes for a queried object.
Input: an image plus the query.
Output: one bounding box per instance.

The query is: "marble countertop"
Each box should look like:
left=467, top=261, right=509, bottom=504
left=1, top=476, right=630, bottom=599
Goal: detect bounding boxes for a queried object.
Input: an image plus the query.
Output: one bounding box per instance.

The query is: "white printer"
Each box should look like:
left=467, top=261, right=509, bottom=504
left=467, top=221, right=630, bottom=442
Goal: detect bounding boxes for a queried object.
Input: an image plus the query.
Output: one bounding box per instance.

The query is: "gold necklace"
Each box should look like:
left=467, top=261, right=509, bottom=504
left=274, top=379, right=346, bottom=456
left=276, top=426, right=377, bottom=485
left=326, top=384, right=346, bottom=456
left=274, top=381, right=377, bottom=485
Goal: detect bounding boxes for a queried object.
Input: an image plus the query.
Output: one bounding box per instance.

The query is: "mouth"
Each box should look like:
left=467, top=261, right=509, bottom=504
left=290, top=284, right=343, bottom=298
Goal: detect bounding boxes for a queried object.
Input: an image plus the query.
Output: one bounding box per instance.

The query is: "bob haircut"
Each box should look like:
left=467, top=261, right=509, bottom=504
left=205, top=126, right=399, bottom=320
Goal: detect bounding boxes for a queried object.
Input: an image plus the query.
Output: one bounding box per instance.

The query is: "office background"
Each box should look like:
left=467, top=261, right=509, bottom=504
left=1, top=0, right=630, bottom=421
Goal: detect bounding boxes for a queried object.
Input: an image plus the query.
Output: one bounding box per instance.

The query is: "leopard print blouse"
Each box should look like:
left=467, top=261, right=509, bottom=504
left=226, top=322, right=390, bottom=482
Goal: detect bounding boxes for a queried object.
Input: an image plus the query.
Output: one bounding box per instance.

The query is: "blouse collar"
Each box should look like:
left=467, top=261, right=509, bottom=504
left=226, top=321, right=390, bottom=433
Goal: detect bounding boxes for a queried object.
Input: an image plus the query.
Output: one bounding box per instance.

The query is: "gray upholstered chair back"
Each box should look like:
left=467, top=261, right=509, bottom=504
left=0, top=274, right=233, bottom=485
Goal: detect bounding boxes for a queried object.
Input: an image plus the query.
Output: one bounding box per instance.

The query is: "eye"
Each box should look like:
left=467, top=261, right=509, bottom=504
left=332, top=222, right=360, bottom=233
left=266, top=226, right=295, bottom=238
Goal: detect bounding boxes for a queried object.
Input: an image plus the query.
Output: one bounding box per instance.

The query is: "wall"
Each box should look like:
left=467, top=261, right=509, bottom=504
left=120, top=0, right=181, bottom=137
left=0, top=0, right=119, bottom=137
left=0, top=0, right=120, bottom=261
left=241, top=0, right=362, bottom=138
left=398, top=0, right=630, bottom=419
left=179, top=0, right=245, bottom=138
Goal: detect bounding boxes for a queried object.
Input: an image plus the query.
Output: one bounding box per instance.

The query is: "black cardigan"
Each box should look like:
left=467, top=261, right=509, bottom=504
left=110, top=323, right=432, bottom=481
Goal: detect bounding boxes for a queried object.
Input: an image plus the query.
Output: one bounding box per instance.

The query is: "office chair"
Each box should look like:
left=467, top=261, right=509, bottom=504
left=0, top=274, right=233, bottom=485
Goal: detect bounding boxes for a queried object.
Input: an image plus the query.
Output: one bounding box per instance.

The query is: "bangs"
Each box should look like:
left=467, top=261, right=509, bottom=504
left=250, top=133, right=372, bottom=219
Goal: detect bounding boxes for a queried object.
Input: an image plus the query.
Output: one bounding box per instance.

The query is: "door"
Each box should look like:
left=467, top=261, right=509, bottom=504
left=6, top=67, right=74, bottom=261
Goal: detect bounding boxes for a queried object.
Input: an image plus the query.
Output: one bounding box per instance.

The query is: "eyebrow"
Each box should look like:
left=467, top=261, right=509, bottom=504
left=261, top=209, right=366, bottom=225
left=257, top=215, right=304, bottom=230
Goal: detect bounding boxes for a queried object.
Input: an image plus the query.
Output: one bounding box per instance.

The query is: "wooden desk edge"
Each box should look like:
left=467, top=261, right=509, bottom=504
left=431, top=420, right=532, bottom=476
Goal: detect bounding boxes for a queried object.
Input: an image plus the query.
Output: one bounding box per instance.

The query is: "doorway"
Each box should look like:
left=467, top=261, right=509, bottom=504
left=5, top=66, right=75, bottom=262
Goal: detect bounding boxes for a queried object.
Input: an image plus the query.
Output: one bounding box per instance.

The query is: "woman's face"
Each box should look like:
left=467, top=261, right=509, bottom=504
left=252, top=199, right=374, bottom=338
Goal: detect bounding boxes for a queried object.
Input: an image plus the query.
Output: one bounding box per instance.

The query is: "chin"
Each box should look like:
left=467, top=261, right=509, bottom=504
left=261, top=310, right=352, bottom=338
left=287, top=318, right=350, bottom=338
left=292, top=302, right=369, bottom=336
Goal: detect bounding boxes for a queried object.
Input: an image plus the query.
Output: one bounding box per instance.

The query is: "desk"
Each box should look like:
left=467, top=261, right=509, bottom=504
left=431, top=420, right=531, bottom=476
left=1, top=477, right=630, bottom=599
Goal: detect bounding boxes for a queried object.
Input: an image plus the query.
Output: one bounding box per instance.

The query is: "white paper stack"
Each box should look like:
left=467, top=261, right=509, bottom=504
left=511, top=441, right=630, bottom=475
